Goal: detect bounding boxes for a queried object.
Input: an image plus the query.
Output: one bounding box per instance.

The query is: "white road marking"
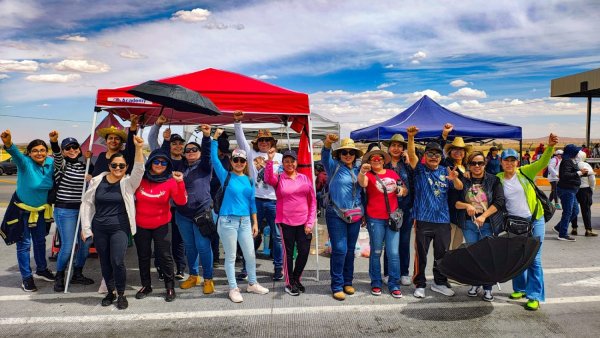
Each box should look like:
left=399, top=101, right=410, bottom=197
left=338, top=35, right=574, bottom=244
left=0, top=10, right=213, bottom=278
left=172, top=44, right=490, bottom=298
left=544, top=267, right=600, bottom=274
left=1, top=294, right=600, bottom=325
left=560, top=277, right=600, bottom=287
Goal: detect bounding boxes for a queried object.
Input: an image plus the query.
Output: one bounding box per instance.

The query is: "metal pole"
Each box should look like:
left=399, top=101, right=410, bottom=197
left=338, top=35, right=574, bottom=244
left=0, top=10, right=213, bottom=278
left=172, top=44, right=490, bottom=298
left=65, top=110, right=99, bottom=293
left=586, top=96, right=592, bottom=148
left=307, top=116, right=319, bottom=281
left=285, top=121, right=291, bottom=151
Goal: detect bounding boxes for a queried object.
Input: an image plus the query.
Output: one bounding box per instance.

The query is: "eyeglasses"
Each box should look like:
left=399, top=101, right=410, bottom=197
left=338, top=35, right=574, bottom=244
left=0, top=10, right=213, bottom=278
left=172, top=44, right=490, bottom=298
left=110, top=163, right=127, bottom=169
left=63, top=145, right=79, bottom=151
left=340, top=149, right=356, bottom=156
left=232, top=157, right=247, bottom=164
left=370, top=156, right=383, bottom=162
left=184, top=147, right=199, bottom=153
left=29, top=149, right=47, bottom=154
left=425, top=151, right=441, bottom=158
left=469, top=161, right=486, bottom=167
left=152, top=159, right=168, bottom=166
left=257, top=138, right=271, bottom=143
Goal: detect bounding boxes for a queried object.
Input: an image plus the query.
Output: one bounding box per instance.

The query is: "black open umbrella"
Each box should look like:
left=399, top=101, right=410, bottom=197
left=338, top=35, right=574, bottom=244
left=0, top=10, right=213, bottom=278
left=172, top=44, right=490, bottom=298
left=127, top=80, right=221, bottom=116
left=436, top=233, right=541, bottom=286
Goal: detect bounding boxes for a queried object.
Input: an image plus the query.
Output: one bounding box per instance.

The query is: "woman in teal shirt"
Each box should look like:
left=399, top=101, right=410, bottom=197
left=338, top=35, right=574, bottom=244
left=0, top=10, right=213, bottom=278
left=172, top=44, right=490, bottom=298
left=1, top=130, right=56, bottom=292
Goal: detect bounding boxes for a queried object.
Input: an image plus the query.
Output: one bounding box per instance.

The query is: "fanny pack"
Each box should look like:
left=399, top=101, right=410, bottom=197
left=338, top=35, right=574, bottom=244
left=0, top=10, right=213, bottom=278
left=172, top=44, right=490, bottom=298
left=333, top=205, right=363, bottom=224
left=504, top=215, right=532, bottom=236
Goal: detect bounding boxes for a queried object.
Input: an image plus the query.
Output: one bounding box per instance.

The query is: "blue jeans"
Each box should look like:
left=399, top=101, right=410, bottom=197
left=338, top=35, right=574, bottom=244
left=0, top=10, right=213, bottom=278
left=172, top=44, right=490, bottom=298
left=512, top=216, right=545, bottom=301
left=367, top=217, right=400, bottom=290
left=16, top=211, right=48, bottom=279
left=557, top=187, right=579, bottom=238
left=218, top=215, right=257, bottom=289
left=463, top=219, right=493, bottom=291
left=175, top=212, right=213, bottom=279
left=326, top=206, right=361, bottom=293
left=256, top=198, right=282, bottom=269
left=383, top=207, right=412, bottom=277
left=54, top=207, right=91, bottom=272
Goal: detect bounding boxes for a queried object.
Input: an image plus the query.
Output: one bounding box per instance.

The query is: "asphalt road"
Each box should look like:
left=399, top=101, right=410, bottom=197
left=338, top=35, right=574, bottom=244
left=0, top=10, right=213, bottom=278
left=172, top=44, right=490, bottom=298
left=0, top=185, right=600, bottom=337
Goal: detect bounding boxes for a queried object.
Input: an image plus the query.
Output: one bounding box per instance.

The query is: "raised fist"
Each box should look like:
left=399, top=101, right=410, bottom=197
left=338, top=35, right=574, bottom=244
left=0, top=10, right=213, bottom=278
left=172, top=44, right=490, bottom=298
left=133, top=135, right=144, bottom=148
left=213, top=128, right=224, bottom=139
left=172, top=171, right=184, bottom=182
left=406, top=126, right=419, bottom=137
left=200, top=124, right=211, bottom=137
left=1, top=130, right=12, bottom=147
left=49, top=131, right=59, bottom=143
left=156, top=115, right=167, bottom=126
left=360, top=163, right=371, bottom=173
left=267, top=147, right=277, bottom=161
left=130, top=114, right=139, bottom=131
left=548, top=133, right=559, bottom=147
left=326, top=134, right=339, bottom=144
left=233, top=111, right=244, bottom=122
left=163, top=128, right=171, bottom=141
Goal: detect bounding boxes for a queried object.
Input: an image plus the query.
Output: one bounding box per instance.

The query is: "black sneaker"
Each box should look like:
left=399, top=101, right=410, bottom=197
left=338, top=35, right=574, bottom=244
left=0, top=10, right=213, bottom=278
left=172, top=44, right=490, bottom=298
left=236, top=271, right=248, bottom=281
left=54, top=271, right=65, bottom=292
left=101, top=292, right=116, bottom=306
left=273, top=268, right=284, bottom=281
left=157, top=268, right=165, bottom=282
left=285, top=284, right=300, bottom=296
left=135, top=286, right=153, bottom=299
left=34, top=268, right=55, bottom=282
left=71, top=270, right=95, bottom=285
left=571, top=228, right=578, bottom=236
left=175, top=270, right=185, bottom=280
left=165, top=288, right=176, bottom=302
left=116, top=295, right=128, bottom=310
left=295, top=280, right=305, bottom=293
left=21, top=277, right=37, bottom=292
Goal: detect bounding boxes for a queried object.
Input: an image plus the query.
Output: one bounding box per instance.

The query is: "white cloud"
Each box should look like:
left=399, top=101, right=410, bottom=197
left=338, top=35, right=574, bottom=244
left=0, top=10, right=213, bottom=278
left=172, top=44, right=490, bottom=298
left=410, top=51, right=427, bottom=64
left=460, top=99, right=483, bottom=109
left=171, top=8, right=211, bottom=22
left=250, top=74, right=277, bottom=80
left=510, top=99, right=524, bottom=105
left=554, top=102, right=578, bottom=108
left=54, top=59, right=110, bottom=73
left=0, top=74, right=9, bottom=79
left=449, top=87, right=487, bottom=99
left=446, top=102, right=461, bottom=110
left=405, top=89, right=444, bottom=101
left=25, top=73, right=81, bottom=83
left=0, top=59, right=39, bottom=72
left=384, top=64, right=395, bottom=69
left=38, top=103, right=49, bottom=107
left=0, top=0, right=42, bottom=29
left=377, top=82, right=395, bottom=89
left=119, top=50, right=147, bottom=59
left=57, top=34, right=87, bottom=42
left=450, top=79, right=468, bottom=87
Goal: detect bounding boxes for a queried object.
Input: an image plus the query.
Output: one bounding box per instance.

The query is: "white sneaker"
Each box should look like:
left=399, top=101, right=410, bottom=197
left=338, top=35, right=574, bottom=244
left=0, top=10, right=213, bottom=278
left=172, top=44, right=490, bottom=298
left=431, top=283, right=455, bottom=297
left=413, top=287, right=425, bottom=298
left=467, top=285, right=481, bottom=297
left=482, top=290, right=494, bottom=302
left=400, top=276, right=412, bottom=286
left=247, top=283, right=270, bottom=295
left=383, top=276, right=389, bottom=285
left=229, top=288, right=244, bottom=303
left=98, top=278, right=108, bottom=294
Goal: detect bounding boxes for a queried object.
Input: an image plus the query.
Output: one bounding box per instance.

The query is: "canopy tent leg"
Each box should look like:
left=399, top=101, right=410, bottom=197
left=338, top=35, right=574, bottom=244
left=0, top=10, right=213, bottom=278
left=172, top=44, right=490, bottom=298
left=519, top=139, right=523, bottom=161
left=306, top=116, right=319, bottom=281
left=586, top=96, right=592, bottom=148
left=65, top=110, right=99, bottom=293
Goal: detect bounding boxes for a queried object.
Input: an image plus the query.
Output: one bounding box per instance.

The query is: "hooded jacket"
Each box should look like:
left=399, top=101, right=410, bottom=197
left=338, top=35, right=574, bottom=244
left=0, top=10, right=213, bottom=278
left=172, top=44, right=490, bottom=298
left=175, top=135, right=212, bottom=218
left=558, top=145, right=582, bottom=190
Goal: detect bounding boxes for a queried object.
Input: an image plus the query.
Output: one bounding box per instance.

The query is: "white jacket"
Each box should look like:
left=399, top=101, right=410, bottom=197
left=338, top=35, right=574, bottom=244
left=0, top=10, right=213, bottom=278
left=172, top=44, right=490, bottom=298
left=576, top=151, right=596, bottom=190
left=80, top=163, right=144, bottom=238
left=547, top=156, right=561, bottom=182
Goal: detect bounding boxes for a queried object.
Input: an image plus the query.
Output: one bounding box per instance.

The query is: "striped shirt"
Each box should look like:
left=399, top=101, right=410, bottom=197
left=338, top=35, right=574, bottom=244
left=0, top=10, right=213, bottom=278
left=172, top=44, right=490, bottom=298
left=52, top=142, right=89, bottom=208
left=412, top=163, right=454, bottom=224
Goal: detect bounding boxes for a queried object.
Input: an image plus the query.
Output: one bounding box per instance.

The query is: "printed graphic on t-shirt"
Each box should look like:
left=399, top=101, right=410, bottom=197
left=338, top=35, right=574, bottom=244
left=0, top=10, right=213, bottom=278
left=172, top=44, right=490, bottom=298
left=139, top=187, right=166, bottom=199
left=427, top=173, right=448, bottom=197
left=466, top=184, right=488, bottom=214
left=375, top=176, right=398, bottom=194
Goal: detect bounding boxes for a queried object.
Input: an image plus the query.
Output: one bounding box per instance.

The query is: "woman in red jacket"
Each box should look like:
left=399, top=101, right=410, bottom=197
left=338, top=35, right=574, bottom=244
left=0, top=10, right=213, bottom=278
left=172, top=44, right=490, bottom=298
left=134, top=150, right=187, bottom=302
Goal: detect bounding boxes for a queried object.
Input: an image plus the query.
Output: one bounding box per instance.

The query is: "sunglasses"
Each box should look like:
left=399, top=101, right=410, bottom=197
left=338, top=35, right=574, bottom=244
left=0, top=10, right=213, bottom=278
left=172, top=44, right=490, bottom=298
left=64, top=145, right=79, bottom=151
left=152, top=159, right=168, bottom=166
left=232, top=157, right=247, bottom=164
left=469, top=161, right=486, bottom=167
left=110, top=163, right=127, bottom=169
left=425, top=151, right=441, bottom=159
left=340, top=149, right=356, bottom=156
left=257, top=138, right=271, bottom=143
left=370, top=156, right=383, bottom=162
left=184, top=147, right=199, bottom=153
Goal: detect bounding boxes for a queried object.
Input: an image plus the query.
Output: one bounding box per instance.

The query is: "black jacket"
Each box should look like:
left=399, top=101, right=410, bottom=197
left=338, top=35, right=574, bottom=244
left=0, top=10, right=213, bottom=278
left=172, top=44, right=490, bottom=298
left=454, top=173, right=505, bottom=231
left=557, top=159, right=581, bottom=190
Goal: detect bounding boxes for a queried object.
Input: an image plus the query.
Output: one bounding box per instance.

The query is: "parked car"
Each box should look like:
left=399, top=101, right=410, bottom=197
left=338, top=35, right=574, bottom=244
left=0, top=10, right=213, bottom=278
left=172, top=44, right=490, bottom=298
left=0, top=158, right=17, bottom=175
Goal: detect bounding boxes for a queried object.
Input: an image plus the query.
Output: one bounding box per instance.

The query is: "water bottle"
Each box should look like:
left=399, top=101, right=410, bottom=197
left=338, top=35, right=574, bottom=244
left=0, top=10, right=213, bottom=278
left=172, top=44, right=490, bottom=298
left=262, top=226, right=271, bottom=256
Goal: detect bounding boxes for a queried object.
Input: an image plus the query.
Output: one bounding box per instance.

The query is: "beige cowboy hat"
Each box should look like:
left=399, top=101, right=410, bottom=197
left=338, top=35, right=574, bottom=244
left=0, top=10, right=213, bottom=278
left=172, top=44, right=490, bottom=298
left=362, top=145, right=392, bottom=164
left=382, top=134, right=407, bottom=148
left=97, top=126, right=127, bottom=141
left=251, top=129, right=278, bottom=146
left=332, top=138, right=364, bottom=158
left=443, top=137, right=472, bottom=156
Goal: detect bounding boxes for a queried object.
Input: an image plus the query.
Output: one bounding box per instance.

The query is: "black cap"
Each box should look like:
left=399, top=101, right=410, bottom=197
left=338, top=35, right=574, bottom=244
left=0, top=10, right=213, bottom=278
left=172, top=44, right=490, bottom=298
left=424, top=142, right=443, bottom=153
left=61, top=137, right=79, bottom=149
left=282, top=150, right=297, bottom=160
left=490, top=146, right=498, bottom=152
left=170, top=134, right=185, bottom=143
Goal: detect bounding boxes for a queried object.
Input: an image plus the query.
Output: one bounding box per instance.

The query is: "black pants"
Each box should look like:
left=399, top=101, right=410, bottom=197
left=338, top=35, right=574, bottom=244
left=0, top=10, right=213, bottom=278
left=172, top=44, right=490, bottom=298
left=93, top=227, right=129, bottom=294
left=155, top=208, right=186, bottom=272
left=575, top=187, right=593, bottom=230
left=413, top=221, right=451, bottom=288
left=549, top=181, right=559, bottom=203
left=135, top=223, right=175, bottom=289
left=279, top=223, right=312, bottom=285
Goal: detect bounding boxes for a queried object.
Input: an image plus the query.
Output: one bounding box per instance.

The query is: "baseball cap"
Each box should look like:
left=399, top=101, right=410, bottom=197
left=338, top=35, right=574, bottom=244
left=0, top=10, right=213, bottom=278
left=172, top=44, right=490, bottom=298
left=424, top=142, right=443, bottom=154
left=61, top=137, right=79, bottom=149
left=232, top=148, right=247, bottom=160
left=282, top=150, right=297, bottom=160
left=501, top=148, right=519, bottom=160
left=170, top=133, right=185, bottom=143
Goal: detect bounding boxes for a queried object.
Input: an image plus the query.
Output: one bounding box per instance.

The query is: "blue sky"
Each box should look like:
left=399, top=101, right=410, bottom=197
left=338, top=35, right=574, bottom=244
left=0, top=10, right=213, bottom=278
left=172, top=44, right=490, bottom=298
left=1, top=0, right=600, bottom=143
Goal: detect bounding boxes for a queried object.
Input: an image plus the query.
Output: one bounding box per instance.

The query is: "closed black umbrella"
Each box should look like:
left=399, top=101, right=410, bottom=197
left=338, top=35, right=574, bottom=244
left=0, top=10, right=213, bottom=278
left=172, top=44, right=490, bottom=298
left=127, top=81, right=221, bottom=116
left=436, top=234, right=541, bottom=286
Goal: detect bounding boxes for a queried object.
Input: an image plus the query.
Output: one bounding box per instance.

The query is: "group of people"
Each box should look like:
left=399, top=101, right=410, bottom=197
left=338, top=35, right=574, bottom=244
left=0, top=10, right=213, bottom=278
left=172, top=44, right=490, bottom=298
left=1, top=115, right=587, bottom=312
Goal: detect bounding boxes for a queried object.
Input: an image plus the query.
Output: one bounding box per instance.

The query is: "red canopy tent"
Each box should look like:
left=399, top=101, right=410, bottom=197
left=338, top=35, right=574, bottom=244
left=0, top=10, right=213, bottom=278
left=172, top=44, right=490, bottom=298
left=95, top=68, right=310, bottom=125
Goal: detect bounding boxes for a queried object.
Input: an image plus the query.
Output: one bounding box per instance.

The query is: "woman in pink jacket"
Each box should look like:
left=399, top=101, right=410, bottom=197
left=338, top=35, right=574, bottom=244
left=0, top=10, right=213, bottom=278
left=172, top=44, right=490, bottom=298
left=264, top=148, right=316, bottom=296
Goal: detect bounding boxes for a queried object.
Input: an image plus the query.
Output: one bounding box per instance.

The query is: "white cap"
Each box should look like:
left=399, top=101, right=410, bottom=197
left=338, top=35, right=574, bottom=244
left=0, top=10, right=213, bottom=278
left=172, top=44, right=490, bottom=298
left=232, top=148, right=247, bottom=160
left=555, top=149, right=564, bottom=155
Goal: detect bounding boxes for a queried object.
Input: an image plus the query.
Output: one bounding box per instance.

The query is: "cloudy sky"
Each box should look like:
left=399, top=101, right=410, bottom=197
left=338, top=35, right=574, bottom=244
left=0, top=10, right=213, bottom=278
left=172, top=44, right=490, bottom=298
left=1, top=0, right=600, bottom=143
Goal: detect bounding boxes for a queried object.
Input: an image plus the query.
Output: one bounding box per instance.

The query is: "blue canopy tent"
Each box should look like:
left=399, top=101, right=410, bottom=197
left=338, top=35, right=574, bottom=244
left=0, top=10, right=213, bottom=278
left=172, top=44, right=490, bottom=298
left=350, top=95, right=522, bottom=143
